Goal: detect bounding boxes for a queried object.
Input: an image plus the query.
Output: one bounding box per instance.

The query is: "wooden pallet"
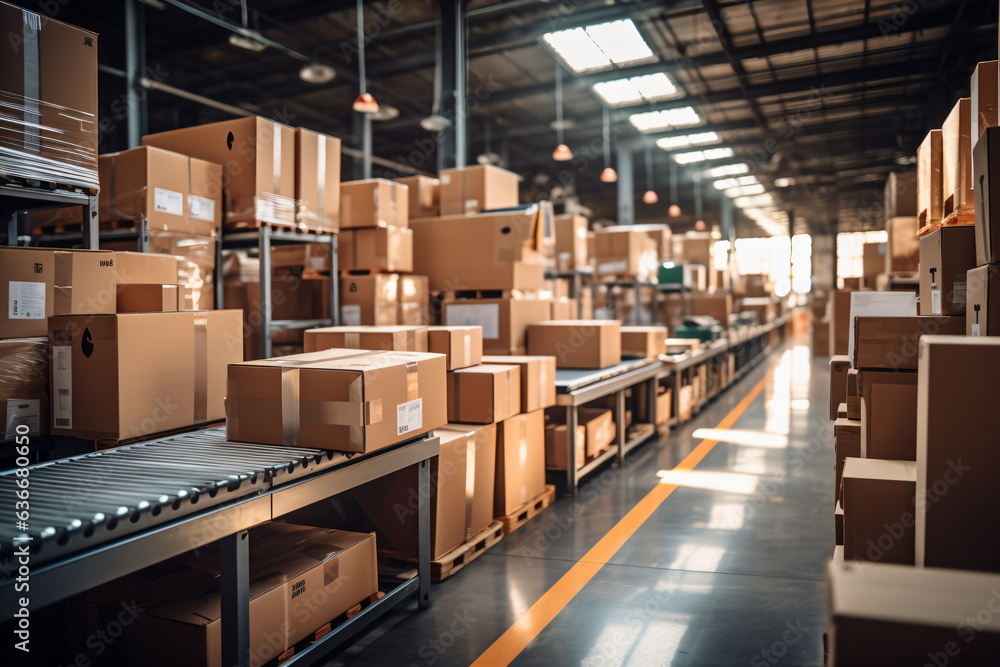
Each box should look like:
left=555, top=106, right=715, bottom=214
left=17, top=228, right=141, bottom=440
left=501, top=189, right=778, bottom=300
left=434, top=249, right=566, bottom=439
left=918, top=208, right=975, bottom=237
left=224, top=219, right=333, bottom=235
left=275, top=592, right=385, bottom=663
left=1, top=174, right=99, bottom=196
left=447, top=288, right=521, bottom=300
left=35, top=218, right=136, bottom=235
left=497, top=484, right=557, bottom=534
left=380, top=521, right=505, bottom=582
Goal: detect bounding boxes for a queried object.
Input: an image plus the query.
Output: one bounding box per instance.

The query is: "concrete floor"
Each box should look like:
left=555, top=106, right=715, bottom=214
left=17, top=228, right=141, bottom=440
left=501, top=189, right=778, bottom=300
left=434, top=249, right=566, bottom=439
left=327, top=339, right=833, bottom=667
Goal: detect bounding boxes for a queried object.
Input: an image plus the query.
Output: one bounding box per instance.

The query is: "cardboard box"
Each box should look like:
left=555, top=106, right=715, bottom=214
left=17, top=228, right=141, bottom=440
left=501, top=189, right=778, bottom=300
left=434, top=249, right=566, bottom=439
left=86, top=523, right=377, bottom=667
left=974, top=126, right=1000, bottom=265
left=655, top=386, right=672, bottom=425
left=550, top=297, right=575, bottom=320
left=142, top=230, right=216, bottom=310
left=439, top=165, right=519, bottom=216
left=495, top=409, right=545, bottom=516
left=227, top=349, right=446, bottom=453
left=883, top=171, right=917, bottom=220
left=829, top=355, right=850, bottom=421
left=340, top=179, right=407, bottom=229
left=829, top=290, right=854, bottom=356
left=846, top=368, right=860, bottom=420
left=853, top=315, right=965, bottom=370
left=303, top=326, right=428, bottom=353
left=677, top=384, right=694, bottom=422
left=396, top=175, right=440, bottom=219
left=0, top=337, right=48, bottom=439
left=885, top=216, right=920, bottom=274
left=841, top=457, right=916, bottom=564
left=339, top=226, right=413, bottom=273
left=353, top=423, right=495, bottom=559
left=545, top=419, right=584, bottom=470
left=410, top=205, right=547, bottom=292
left=429, top=326, right=483, bottom=370
left=226, top=275, right=330, bottom=324
left=834, top=418, right=861, bottom=503
left=966, top=263, right=1000, bottom=335
left=837, top=402, right=847, bottom=419
left=447, top=364, right=520, bottom=424
left=113, top=251, right=179, bottom=286
left=272, top=243, right=332, bottom=272
left=691, top=293, right=732, bottom=326
left=0, top=3, right=98, bottom=190
left=917, top=128, right=943, bottom=227
left=144, top=117, right=297, bottom=226
left=527, top=320, right=622, bottom=369
left=971, top=61, right=998, bottom=148
left=294, top=128, right=341, bottom=232
left=862, top=243, right=885, bottom=288
left=919, top=226, right=976, bottom=315
left=812, top=318, right=830, bottom=357
left=544, top=407, right=614, bottom=470
left=339, top=274, right=398, bottom=326
left=835, top=501, right=844, bottom=546
left=554, top=214, right=589, bottom=271
left=828, top=560, right=1000, bottom=666
left=857, top=369, right=917, bottom=460
left=398, top=274, right=429, bottom=326
left=916, top=336, right=1000, bottom=572
left=942, top=97, right=973, bottom=215
left=1, top=247, right=117, bottom=338
left=620, top=325, right=667, bottom=359
left=116, top=284, right=180, bottom=313
left=444, top=297, right=551, bottom=355
left=481, top=355, right=556, bottom=414
left=49, top=311, right=242, bottom=441
left=847, top=291, right=917, bottom=364
left=593, top=229, right=658, bottom=282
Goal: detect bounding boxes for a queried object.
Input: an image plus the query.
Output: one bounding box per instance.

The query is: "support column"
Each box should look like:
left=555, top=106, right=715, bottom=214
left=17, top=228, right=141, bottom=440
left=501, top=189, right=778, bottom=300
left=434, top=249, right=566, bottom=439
left=354, top=112, right=373, bottom=180
left=124, top=0, right=147, bottom=148
left=437, top=0, right=467, bottom=171
left=616, top=144, right=634, bottom=225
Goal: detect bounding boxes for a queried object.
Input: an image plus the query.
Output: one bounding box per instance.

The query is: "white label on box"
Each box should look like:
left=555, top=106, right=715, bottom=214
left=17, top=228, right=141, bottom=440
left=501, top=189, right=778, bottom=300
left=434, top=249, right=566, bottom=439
left=52, top=346, right=72, bottom=429
left=154, top=188, right=184, bottom=216
left=8, top=281, right=45, bottom=319
left=396, top=398, right=423, bottom=436
left=972, top=323, right=981, bottom=337
left=465, top=199, right=479, bottom=212
left=446, top=304, right=499, bottom=339
left=188, top=195, right=216, bottom=222
left=930, top=289, right=942, bottom=315
left=5, top=399, right=40, bottom=439
left=598, top=260, right=628, bottom=275
left=340, top=304, right=362, bottom=326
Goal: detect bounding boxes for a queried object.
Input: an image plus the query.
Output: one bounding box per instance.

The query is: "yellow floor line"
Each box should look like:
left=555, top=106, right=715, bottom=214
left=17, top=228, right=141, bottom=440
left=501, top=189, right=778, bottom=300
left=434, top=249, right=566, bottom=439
left=470, top=371, right=772, bottom=666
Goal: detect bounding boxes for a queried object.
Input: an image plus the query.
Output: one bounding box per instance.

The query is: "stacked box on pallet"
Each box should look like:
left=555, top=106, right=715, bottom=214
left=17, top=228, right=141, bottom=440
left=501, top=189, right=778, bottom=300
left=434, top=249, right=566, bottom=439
left=917, top=129, right=943, bottom=232
left=969, top=126, right=1000, bottom=336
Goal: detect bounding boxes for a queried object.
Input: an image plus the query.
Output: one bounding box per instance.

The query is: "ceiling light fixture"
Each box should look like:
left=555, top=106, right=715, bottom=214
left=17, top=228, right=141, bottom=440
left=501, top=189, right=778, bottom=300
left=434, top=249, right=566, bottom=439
left=656, top=131, right=720, bottom=150
left=643, top=144, right=657, bottom=204
left=352, top=0, right=379, bottom=114
left=371, top=103, right=399, bottom=121
left=228, top=1, right=266, bottom=52
left=552, top=64, right=573, bottom=161
left=600, top=106, right=617, bottom=182
left=592, top=72, right=683, bottom=107
left=673, top=147, right=734, bottom=164
left=299, top=63, right=336, bottom=84
left=705, top=163, right=750, bottom=177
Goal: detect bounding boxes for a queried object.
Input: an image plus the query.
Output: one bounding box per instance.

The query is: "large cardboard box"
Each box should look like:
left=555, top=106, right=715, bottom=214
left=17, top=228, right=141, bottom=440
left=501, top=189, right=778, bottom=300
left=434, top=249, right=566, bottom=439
left=829, top=290, right=854, bottom=356
left=848, top=291, right=918, bottom=364
left=226, top=275, right=330, bottom=323
left=1, top=247, right=117, bottom=338
left=885, top=216, right=920, bottom=274
left=410, top=205, right=547, bottom=292
left=447, top=364, right=520, bottom=424
left=439, top=164, right=519, bottom=216
left=545, top=418, right=584, bottom=471
left=916, top=336, right=1000, bottom=572
left=971, top=61, right=999, bottom=149
left=846, top=368, right=860, bottom=420
left=857, top=369, right=917, bottom=460
left=544, top=407, right=614, bottom=470
left=144, top=117, right=297, bottom=226
left=396, top=175, right=440, bottom=219
left=443, top=296, right=551, bottom=356
left=620, top=325, right=667, bottom=358
left=398, top=274, right=428, bottom=326
left=340, top=179, right=407, bottom=229
left=691, top=293, right=732, bottom=326
left=272, top=243, right=332, bottom=272
left=826, top=560, right=1000, bottom=666
left=593, top=229, right=658, bottom=282
left=145, top=230, right=216, bottom=310
left=919, top=226, right=976, bottom=315
left=353, top=423, right=496, bottom=559
left=304, top=325, right=428, bottom=353
left=942, top=97, right=972, bottom=215
left=841, top=457, right=916, bottom=564
left=86, top=523, right=377, bottom=667
left=554, top=214, right=589, bottom=271
left=294, top=128, right=340, bottom=232
left=966, top=263, right=1000, bottom=335
left=0, top=337, right=48, bottom=439
left=338, top=226, right=413, bottom=273
left=49, top=311, right=242, bottom=441
left=495, top=409, right=545, bottom=516
left=339, top=274, right=398, bottom=326
left=527, top=320, right=622, bottom=369
left=481, top=355, right=556, bottom=413
left=862, top=242, right=885, bottom=288
left=853, top=315, right=965, bottom=370
left=834, top=418, right=861, bottom=503
left=116, top=284, right=180, bottom=313
left=917, top=128, right=943, bottom=227
left=883, top=171, right=917, bottom=220
left=672, top=232, right=715, bottom=268
left=0, top=3, right=98, bottom=190
left=113, top=251, right=179, bottom=286
left=226, top=349, right=446, bottom=453
left=428, top=325, right=483, bottom=370
left=973, top=126, right=1000, bottom=265
left=829, top=355, right=850, bottom=421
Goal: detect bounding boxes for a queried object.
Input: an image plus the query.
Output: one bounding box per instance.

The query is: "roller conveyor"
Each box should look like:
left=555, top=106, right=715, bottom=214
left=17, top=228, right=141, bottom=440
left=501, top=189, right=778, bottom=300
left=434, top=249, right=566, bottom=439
left=0, top=426, right=354, bottom=569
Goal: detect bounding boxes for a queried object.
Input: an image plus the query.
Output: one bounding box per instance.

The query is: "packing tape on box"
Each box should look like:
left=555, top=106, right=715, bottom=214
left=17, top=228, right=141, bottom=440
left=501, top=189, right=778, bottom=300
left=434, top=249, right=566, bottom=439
left=462, top=333, right=471, bottom=366
left=450, top=371, right=461, bottom=420
left=316, top=133, right=326, bottom=224
left=465, top=433, right=476, bottom=540
left=344, top=332, right=360, bottom=348
left=406, top=361, right=419, bottom=402
left=281, top=367, right=301, bottom=446
left=193, top=316, right=208, bottom=423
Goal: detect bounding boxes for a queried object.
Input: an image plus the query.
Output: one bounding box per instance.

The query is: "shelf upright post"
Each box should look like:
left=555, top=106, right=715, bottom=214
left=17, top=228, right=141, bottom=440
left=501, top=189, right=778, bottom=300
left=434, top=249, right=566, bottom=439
left=221, top=529, right=251, bottom=667
left=615, top=389, right=626, bottom=464
left=259, top=225, right=272, bottom=359
left=565, top=405, right=578, bottom=495
left=417, top=458, right=432, bottom=610
left=330, top=232, right=339, bottom=326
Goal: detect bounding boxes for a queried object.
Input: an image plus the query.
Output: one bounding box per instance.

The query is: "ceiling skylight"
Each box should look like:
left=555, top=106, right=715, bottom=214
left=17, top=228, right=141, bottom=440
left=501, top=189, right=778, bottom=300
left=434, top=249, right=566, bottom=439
left=543, top=19, right=654, bottom=73
left=629, top=107, right=702, bottom=132
left=593, top=73, right=683, bottom=106
left=705, top=163, right=750, bottom=177
left=656, top=132, right=720, bottom=150
left=672, top=147, right=734, bottom=164
left=712, top=175, right=759, bottom=190
left=723, top=184, right=766, bottom=198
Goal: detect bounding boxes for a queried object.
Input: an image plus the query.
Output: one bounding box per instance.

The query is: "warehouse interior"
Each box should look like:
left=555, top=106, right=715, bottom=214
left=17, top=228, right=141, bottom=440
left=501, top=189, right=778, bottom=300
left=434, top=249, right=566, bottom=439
left=2, top=0, right=1000, bottom=665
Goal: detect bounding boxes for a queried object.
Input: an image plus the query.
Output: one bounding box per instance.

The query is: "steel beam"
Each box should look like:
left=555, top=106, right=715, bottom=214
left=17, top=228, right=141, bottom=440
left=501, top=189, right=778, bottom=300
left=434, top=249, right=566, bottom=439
left=124, top=0, right=147, bottom=147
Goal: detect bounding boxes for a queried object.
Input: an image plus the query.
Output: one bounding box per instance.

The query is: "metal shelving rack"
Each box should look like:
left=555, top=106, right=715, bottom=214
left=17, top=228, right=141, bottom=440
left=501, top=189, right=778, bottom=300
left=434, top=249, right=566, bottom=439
left=220, top=226, right=340, bottom=359
left=1, top=183, right=99, bottom=247
left=595, top=280, right=660, bottom=325
left=544, top=268, right=593, bottom=320
left=31, top=216, right=150, bottom=252
left=0, top=427, right=439, bottom=667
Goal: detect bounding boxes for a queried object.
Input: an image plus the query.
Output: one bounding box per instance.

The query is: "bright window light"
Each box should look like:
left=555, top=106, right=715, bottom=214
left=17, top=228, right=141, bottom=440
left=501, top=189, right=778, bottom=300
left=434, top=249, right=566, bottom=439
left=592, top=72, right=682, bottom=107
left=724, top=184, right=765, bottom=198
left=656, top=131, right=720, bottom=150
left=672, top=146, right=733, bottom=164
left=543, top=19, right=654, bottom=73
left=629, top=107, right=702, bottom=132
left=705, top=163, right=749, bottom=177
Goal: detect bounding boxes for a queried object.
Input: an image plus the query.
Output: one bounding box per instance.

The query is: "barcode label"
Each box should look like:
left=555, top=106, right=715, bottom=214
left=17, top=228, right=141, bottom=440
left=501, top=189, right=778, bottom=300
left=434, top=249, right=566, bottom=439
left=53, top=346, right=72, bottom=429
left=396, top=398, right=423, bottom=436
left=930, top=289, right=942, bottom=315
left=154, top=188, right=183, bottom=216
left=55, top=418, right=70, bottom=427
left=188, top=195, right=216, bottom=222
